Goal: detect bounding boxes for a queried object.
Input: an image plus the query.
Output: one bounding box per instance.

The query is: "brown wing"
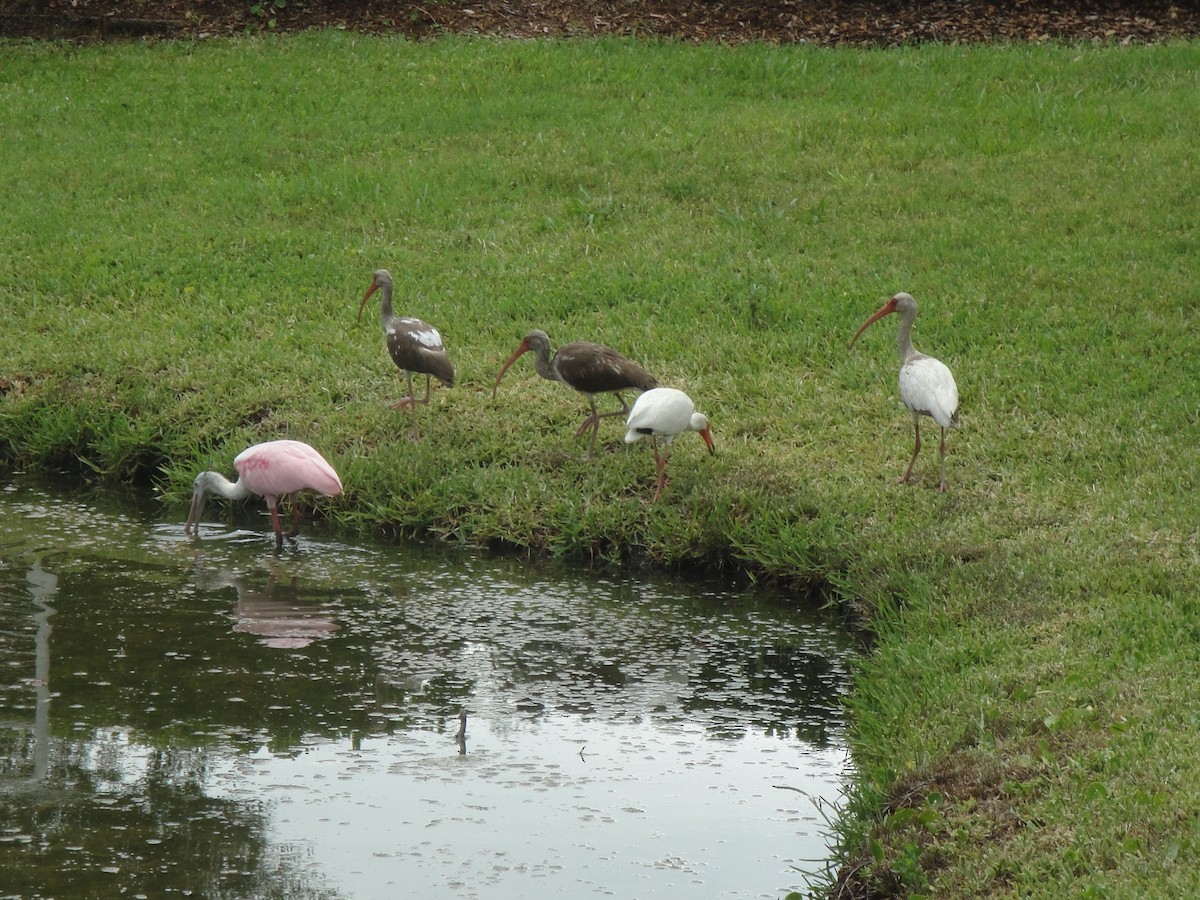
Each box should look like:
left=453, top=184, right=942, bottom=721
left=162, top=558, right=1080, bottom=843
left=553, top=342, right=657, bottom=395
left=387, top=317, right=455, bottom=387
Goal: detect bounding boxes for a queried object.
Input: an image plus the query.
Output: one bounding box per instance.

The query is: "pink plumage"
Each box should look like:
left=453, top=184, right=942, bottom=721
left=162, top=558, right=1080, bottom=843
left=185, top=439, right=343, bottom=548
left=233, top=440, right=343, bottom=500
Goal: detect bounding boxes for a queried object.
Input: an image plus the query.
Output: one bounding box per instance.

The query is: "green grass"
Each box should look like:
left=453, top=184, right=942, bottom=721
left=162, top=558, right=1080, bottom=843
left=2, top=32, right=1199, bottom=897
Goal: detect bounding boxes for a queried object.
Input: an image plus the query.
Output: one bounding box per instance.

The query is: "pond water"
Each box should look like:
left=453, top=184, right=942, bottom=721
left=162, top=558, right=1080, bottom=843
left=0, top=475, right=855, bottom=899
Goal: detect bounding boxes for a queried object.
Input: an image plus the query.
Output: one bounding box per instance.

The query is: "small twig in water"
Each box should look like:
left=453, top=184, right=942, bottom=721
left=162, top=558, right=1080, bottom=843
left=455, top=709, right=468, bottom=755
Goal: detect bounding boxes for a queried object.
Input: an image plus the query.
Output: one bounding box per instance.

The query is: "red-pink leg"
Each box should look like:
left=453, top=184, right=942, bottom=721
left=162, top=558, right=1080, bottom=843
left=390, top=372, right=422, bottom=440
left=397, top=376, right=433, bottom=407
left=573, top=413, right=599, bottom=440
left=266, top=497, right=284, bottom=549
left=594, top=392, right=631, bottom=422
left=575, top=395, right=630, bottom=456
left=575, top=396, right=601, bottom=456
left=651, top=442, right=669, bottom=503
left=391, top=371, right=424, bottom=414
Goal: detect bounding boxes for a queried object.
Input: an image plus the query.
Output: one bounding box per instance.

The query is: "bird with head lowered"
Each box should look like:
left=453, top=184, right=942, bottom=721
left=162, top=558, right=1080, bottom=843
left=184, top=440, right=343, bottom=549
left=624, top=387, right=714, bottom=503
left=493, top=329, right=658, bottom=457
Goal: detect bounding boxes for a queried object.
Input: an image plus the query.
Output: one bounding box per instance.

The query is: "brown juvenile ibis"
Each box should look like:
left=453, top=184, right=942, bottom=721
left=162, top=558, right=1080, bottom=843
left=184, top=439, right=343, bottom=550
left=358, top=268, right=454, bottom=440
left=493, top=329, right=658, bottom=455
left=849, top=291, right=960, bottom=492
left=624, top=387, right=714, bottom=502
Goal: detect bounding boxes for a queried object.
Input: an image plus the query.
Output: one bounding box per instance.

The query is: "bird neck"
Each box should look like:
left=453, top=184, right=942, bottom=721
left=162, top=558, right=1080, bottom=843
left=376, top=279, right=396, bottom=326
left=896, top=313, right=918, bottom=363
left=201, top=471, right=252, bottom=502
left=533, top=344, right=559, bottom=383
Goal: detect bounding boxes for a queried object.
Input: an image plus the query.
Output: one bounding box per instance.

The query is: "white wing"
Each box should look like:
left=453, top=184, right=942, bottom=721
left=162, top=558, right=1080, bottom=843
left=625, top=388, right=694, bottom=443
left=899, top=356, right=959, bottom=428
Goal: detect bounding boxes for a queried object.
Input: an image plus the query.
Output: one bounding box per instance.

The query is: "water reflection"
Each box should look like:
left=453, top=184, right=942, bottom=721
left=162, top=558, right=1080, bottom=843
left=0, top=475, right=855, bottom=899
left=194, top=562, right=340, bottom=649
left=24, top=551, right=57, bottom=783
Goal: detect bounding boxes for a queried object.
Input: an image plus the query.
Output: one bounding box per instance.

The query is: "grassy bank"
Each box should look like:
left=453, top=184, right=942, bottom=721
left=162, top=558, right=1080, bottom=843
left=2, top=33, right=1199, bottom=895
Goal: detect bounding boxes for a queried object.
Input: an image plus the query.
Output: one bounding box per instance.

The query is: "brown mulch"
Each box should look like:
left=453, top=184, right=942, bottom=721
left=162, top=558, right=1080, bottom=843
left=2, top=0, right=1200, bottom=45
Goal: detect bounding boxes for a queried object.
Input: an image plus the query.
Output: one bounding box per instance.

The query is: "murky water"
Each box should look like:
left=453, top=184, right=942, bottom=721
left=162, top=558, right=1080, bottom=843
left=0, top=475, right=855, bottom=899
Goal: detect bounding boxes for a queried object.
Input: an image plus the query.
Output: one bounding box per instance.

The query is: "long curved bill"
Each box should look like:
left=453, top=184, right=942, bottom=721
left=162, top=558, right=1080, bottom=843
left=700, top=425, right=715, bottom=455
left=491, top=340, right=530, bottom=399
left=848, top=296, right=898, bottom=349
left=357, top=281, right=380, bottom=323
left=183, top=487, right=205, bottom=537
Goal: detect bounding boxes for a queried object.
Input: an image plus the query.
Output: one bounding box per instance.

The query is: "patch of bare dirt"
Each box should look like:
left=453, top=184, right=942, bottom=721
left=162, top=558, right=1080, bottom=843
left=2, top=0, right=1199, bottom=45
left=831, top=744, right=1068, bottom=899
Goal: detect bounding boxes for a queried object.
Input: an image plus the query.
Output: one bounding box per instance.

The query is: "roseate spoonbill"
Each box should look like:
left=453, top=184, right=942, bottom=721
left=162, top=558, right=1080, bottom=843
left=624, top=387, right=714, bottom=502
left=493, top=329, right=658, bottom=455
left=184, top=440, right=343, bottom=549
left=358, top=268, right=454, bottom=440
left=849, top=292, right=960, bottom=492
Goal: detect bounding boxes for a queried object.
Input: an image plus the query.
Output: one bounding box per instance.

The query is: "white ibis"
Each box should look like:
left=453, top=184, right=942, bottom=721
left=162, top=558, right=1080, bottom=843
left=184, top=439, right=344, bottom=549
left=358, top=268, right=454, bottom=440
left=624, top=387, right=714, bottom=502
left=493, top=329, right=658, bottom=456
left=849, top=292, right=960, bottom=492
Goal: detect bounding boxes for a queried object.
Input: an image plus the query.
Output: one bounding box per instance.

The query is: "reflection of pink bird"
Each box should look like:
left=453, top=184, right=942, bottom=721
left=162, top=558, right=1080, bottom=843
left=850, top=292, right=960, bottom=492
left=624, top=388, right=715, bottom=503
left=231, top=582, right=339, bottom=649
left=184, top=440, right=343, bottom=549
